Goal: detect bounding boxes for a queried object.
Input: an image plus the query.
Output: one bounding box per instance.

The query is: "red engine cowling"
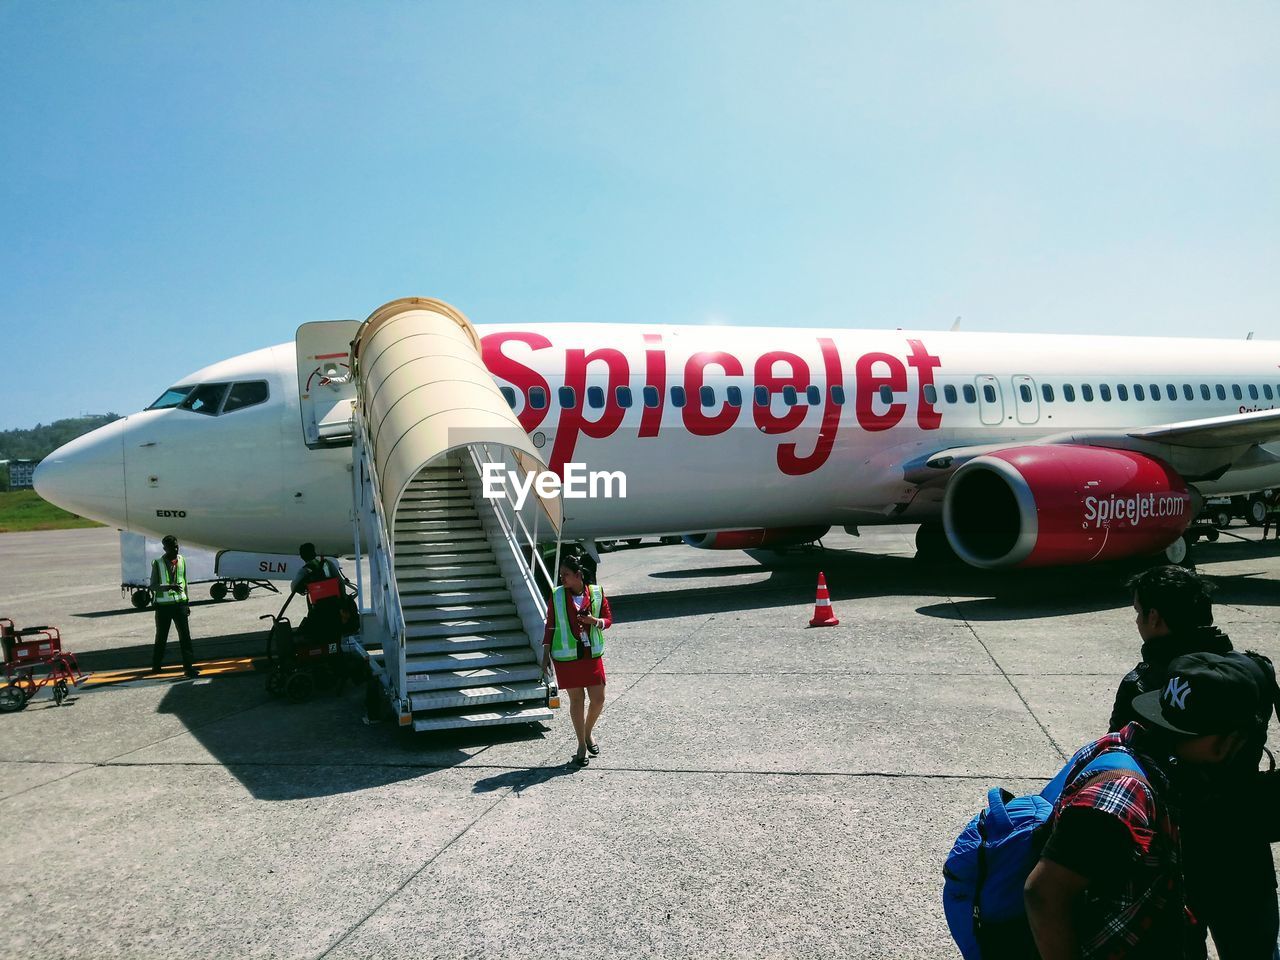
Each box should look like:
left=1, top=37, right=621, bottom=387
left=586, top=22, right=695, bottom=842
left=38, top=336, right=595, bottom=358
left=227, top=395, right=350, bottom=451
left=683, top=525, right=831, bottom=550
left=942, top=445, right=1194, bottom=569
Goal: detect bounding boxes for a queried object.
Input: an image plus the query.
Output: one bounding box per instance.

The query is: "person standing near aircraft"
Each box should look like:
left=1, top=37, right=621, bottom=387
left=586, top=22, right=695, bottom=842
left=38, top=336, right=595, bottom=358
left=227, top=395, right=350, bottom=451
left=1110, top=566, right=1280, bottom=960
left=1263, top=490, right=1280, bottom=541
left=150, top=534, right=198, bottom=678
left=542, top=551, right=611, bottom=767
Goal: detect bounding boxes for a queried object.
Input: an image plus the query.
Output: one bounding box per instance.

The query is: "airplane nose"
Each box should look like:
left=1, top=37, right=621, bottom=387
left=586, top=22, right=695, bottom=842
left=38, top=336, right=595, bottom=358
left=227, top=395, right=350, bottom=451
left=34, top=419, right=129, bottom=526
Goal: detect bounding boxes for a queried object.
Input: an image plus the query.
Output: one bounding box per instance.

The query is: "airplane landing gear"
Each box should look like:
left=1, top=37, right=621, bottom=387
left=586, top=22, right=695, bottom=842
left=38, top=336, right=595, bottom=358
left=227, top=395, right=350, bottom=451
left=915, top=523, right=959, bottom=564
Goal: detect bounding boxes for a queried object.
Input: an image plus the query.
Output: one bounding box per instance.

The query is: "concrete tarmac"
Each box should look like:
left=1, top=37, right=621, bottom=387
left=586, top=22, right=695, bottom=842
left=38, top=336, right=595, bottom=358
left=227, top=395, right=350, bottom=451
left=2, top=525, right=1278, bottom=958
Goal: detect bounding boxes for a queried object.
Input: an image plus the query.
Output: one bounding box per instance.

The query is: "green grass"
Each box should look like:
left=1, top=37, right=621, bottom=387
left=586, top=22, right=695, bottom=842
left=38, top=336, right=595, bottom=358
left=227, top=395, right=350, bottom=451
left=0, top=490, right=104, bottom=533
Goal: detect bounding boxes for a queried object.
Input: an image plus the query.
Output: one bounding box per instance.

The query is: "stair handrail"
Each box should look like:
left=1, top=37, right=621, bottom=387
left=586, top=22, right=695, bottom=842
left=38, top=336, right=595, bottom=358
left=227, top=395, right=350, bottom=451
left=466, top=443, right=557, bottom=617
left=353, top=411, right=407, bottom=681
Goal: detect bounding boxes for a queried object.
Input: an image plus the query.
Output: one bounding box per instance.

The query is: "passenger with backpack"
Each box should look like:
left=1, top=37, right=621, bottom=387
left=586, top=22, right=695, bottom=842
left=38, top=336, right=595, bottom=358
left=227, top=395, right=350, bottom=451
left=945, top=652, right=1265, bottom=960
left=1110, top=566, right=1280, bottom=959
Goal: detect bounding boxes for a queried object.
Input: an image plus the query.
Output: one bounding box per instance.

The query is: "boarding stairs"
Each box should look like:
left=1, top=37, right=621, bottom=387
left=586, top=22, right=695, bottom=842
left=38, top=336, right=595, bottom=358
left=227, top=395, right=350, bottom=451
left=332, top=298, right=562, bottom=733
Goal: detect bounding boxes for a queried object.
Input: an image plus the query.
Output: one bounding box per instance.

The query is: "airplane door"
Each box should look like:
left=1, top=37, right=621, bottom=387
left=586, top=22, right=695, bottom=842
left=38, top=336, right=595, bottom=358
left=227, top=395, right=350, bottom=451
left=977, top=374, right=1004, bottom=426
left=1012, top=375, right=1039, bottom=425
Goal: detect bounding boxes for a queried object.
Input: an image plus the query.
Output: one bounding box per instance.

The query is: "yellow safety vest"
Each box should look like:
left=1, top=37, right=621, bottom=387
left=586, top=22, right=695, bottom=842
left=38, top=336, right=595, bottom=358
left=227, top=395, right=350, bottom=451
left=153, top=556, right=188, bottom=605
left=550, top=584, right=604, bottom=662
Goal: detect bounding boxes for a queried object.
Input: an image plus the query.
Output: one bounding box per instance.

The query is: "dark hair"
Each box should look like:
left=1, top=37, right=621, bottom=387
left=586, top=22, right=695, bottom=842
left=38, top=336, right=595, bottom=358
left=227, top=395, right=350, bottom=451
left=559, top=550, right=596, bottom=585
left=1127, top=565, right=1216, bottom=632
left=299, top=542, right=317, bottom=560
left=161, top=535, right=178, bottom=548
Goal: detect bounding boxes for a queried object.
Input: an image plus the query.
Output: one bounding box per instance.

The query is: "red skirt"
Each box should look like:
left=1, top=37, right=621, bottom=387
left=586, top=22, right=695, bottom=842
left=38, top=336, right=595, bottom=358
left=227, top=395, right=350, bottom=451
left=551, top=653, right=606, bottom=689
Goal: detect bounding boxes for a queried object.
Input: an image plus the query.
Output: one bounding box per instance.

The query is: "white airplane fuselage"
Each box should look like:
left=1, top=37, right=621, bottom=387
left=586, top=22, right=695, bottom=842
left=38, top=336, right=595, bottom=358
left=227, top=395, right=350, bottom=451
left=36, top=324, right=1280, bottom=557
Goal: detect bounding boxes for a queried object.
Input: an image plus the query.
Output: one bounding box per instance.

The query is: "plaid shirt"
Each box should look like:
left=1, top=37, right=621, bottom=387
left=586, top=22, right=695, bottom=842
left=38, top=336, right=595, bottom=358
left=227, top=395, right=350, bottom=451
left=1049, top=723, right=1192, bottom=960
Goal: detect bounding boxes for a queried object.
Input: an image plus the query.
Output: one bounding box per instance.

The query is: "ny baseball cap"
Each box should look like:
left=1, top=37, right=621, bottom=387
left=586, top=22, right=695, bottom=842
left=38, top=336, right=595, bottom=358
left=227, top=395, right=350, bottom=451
left=1131, top=652, right=1260, bottom=737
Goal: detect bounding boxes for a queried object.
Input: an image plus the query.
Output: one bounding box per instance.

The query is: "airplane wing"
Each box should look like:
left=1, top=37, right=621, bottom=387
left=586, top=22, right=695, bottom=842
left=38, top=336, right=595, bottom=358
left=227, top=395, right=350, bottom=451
left=905, top=408, right=1280, bottom=487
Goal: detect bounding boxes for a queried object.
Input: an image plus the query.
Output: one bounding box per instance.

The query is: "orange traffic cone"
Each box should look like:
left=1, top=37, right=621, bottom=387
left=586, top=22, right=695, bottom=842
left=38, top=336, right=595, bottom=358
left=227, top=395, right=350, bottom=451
left=808, top=572, right=840, bottom=627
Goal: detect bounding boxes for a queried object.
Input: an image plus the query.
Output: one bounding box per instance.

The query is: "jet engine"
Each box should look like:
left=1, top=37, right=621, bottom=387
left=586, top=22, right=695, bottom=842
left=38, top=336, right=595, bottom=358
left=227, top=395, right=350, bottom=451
left=942, top=445, right=1194, bottom=569
left=683, top=525, right=831, bottom=550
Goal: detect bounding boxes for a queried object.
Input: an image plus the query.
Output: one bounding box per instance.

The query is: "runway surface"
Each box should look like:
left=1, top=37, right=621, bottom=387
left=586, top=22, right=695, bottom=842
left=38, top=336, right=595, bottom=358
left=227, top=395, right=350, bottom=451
left=2, top=525, right=1277, bottom=958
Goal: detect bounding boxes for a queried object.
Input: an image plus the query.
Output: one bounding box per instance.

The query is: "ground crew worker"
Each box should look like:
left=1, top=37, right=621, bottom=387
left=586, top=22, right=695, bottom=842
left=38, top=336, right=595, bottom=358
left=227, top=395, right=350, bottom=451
left=291, top=543, right=343, bottom=643
left=1262, top=490, right=1280, bottom=542
left=150, top=534, right=198, bottom=678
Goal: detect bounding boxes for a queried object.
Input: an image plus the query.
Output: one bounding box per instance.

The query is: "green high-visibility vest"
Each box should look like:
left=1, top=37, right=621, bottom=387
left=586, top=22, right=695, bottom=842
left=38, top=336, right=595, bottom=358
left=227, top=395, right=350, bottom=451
left=550, top=584, right=604, bottom=662
left=153, top=556, right=188, bottom=605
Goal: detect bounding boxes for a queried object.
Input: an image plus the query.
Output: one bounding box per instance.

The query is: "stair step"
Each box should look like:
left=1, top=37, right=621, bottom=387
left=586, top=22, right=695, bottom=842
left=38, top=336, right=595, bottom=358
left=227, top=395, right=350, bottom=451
left=401, top=588, right=512, bottom=607
left=406, top=646, right=537, bottom=673
left=405, top=663, right=543, bottom=692
left=395, top=519, right=483, bottom=532
left=397, top=544, right=493, bottom=560
left=396, top=563, right=501, bottom=581
left=395, top=506, right=479, bottom=519
left=406, top=616, right=525, bottom=639
left=396, top=529, right=488, bottom=545
left=399, top=490, right=471, bottom=503
left=399, top=576, right=508, bottom=594
left=405, top=631, right=529, bottom=656
left=411, top=704, right=554, bottom=732
left=404, top=602, right=519, bottom=623
left=409, top=679, right=547, bottom=711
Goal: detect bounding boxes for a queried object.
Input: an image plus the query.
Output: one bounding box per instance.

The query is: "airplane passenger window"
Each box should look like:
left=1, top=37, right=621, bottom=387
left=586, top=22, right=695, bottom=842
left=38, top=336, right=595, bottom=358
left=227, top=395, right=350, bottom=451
left=1232, top=385, right=1243, bottom=400
left=615, top=386, right=633, bottom=408
left=558, top=386, right=577, bottom=409
left=963, top=385, right=977, bottom=404
left=500, top=386, right=517, bottom=409
left=1041, top=384, right=1054, bottom=403
left=642, top=386, right=660, bottom=408
left=1166, top=384, right=1177, bottom=401
left=1063, top=384, right=1076, bottom=402
left=944, top=385, right=958, bottom=404
left=1099, top=384, right=1112, bottom=402
left=830, top=385, right=846, bottom=405
left=1133, top=384, right=1145, bottom=401
left=1182, top=384, right=1194, bottom=401
left=1266, top=385, right=1275, bottom=401
left=754, top=385, right=769, bottom=407
left=1200, top=385, right=1211, bottom=401
left=726, top=386, right=742, bottom=407
left=1117, top=384, right=1128, bottom=401
left=529, top=387, right=547, bottom=410
left=179, top=383, right=229, bottom=416
left=878, top=385, right=894, bottom=405
left=1249, top=384, right=1259, bottom=401
left=700, top=385, right=715, bottom=407
left=1081, top=384, right=1094, bottom=402
left=147, top=385, right=194, bottom=410
left=806, top=385, right=821, bottom=405
left=587, top=386, right=605, bottom=409
left=1216, top=384, right=1227, bottom=401
left=982, top=384, right=996, bottom=403
left=1019, top=384, right=1032, bottom=403
left=670, top=386, right=687, bottom=408
left=222, top=381, right=270, bottom=414
left=1149, top=383, right=1160, bottom=400
left=924, top=384, right=938, bottom=405
left=784, top=386, right=800, bottom=406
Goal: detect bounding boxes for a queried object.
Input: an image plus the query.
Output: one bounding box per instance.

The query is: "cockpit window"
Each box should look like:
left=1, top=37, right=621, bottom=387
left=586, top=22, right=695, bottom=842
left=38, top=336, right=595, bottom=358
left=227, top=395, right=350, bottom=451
left=147, top=385, right=195, bottom=410
left=222, top=380, right=270, bottom=414
left=179, top=382, right=230, bottom=415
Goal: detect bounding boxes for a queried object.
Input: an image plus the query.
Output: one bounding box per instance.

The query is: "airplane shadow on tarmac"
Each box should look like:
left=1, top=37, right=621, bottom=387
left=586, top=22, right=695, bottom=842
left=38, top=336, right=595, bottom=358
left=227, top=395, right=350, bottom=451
left=627, top=536, right=1280, bottom=625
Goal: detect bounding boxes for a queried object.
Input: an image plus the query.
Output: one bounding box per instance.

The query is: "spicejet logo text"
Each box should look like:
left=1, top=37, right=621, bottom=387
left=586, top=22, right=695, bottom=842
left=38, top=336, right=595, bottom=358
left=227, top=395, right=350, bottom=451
left=1083, top=493, right=1188, bottom=528
left=482, top=333, right=942, bottom=478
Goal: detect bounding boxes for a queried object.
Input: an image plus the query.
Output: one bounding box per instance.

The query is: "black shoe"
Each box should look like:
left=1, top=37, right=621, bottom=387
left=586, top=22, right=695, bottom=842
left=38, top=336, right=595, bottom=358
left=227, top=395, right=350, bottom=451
left=586, top=738, right=600, bottom=757
left=572, top=751, right=590, bottom=767
left=183, top=668, right=201, bottom=679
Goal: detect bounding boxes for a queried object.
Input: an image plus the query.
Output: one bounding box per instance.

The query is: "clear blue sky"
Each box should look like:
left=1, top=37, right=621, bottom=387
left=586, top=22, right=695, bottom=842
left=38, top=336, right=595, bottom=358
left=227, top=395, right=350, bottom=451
left=2, top=1, right=1277, bottom=428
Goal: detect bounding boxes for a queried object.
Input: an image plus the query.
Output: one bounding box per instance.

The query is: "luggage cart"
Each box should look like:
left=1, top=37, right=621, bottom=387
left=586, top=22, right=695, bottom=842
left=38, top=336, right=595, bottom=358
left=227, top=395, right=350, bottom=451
left=1, top=624, right=91, bottom=712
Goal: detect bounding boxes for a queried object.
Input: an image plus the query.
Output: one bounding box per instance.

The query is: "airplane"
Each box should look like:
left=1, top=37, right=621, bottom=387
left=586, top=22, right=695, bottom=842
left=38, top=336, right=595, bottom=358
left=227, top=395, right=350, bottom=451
left=34, top=303, right=1280, bottom=572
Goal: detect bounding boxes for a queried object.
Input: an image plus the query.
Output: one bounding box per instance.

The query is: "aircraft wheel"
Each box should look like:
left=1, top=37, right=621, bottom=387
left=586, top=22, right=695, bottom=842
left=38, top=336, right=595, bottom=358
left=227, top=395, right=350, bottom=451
left=131, top=589, right=152, bottom=610
left=210, top=582, right=228, bottom=601
left=285, top=671, right=314, bottom=704
left=1163, top=535, right=1193, bottom=568
left=1247, top=496, right=1268, bottom=526
left=232, top=582, right=251, bottom=601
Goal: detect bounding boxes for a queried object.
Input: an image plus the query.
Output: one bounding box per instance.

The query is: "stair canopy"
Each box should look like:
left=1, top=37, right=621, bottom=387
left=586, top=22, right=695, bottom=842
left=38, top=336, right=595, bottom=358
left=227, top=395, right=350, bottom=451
left=351, top=297, right=561, bottom=537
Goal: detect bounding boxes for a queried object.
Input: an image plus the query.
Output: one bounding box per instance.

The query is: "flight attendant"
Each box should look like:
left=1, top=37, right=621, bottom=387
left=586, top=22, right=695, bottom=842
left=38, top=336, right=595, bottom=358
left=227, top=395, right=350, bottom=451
left=542, top=552, right=612, bottom=767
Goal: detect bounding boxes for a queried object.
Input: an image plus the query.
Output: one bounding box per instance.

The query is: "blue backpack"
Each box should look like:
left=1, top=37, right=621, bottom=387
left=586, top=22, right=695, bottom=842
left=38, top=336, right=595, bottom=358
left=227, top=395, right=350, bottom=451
left=942, top=748, right=1147, bottom=960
